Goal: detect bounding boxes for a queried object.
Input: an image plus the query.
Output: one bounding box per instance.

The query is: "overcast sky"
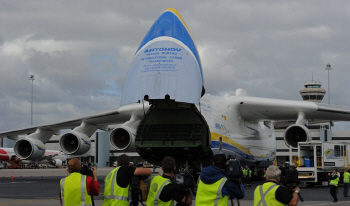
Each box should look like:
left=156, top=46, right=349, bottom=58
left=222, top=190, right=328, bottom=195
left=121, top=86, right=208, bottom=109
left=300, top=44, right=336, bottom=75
left=1, top=0, right=350, bottom=131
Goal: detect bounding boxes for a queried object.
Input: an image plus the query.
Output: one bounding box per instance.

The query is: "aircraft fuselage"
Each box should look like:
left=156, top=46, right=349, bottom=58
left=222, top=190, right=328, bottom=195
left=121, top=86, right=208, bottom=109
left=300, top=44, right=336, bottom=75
left=200, top=94, right=276, bottom=165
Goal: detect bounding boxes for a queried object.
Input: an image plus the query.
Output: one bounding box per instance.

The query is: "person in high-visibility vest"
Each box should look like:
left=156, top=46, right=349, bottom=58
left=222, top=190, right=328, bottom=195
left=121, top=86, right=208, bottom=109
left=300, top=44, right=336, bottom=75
left=146, top=156, right=192, bottom=206
left=243, top=165, right=252, bottom=187
left=196, top=154, right=245, bottom=206
left=254, top=165, right=300, bottom=206
left=60, top=158, right=100, bottom=206
left=343, top=168, right=349, bottom=197
left=102, top=154, right=152, bottom=206
left=328, top=169, right=339, bottom=202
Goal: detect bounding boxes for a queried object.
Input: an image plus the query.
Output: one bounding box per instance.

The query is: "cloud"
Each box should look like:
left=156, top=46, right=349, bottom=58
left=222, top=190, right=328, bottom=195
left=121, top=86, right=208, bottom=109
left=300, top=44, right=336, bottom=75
left=1, top=1, right=350, bottom=131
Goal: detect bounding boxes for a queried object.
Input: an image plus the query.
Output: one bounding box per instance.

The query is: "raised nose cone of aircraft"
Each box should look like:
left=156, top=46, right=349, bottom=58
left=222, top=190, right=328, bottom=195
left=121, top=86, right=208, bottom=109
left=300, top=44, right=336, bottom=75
left=121, top=8, right=204, bottom=105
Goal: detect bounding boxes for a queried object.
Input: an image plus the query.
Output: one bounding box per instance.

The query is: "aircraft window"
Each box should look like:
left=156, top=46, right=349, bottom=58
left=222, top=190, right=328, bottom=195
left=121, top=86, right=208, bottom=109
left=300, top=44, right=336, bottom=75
left=334, top=145, right=340, bottom=157
left=306, top=85, right=321, bottom=88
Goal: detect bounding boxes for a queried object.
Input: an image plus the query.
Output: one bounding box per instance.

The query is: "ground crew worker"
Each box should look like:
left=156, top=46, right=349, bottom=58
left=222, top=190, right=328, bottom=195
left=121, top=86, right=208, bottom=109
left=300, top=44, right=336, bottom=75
left=146, top=156, right=192, bottom=206
left=254, top=165, right=300, bottom=206
left=329, top=169, right=339, bottom=202
left=343, top=168, right=349, bottom=197
left=243, top=165, right=252, bottom=187
left=219, top=137, right=223, bottom=154
left=102, top=154, right=151, bottom=206
left=196, top=154, right=244, bottom=206
left=60, top=158, right=99, bottom=206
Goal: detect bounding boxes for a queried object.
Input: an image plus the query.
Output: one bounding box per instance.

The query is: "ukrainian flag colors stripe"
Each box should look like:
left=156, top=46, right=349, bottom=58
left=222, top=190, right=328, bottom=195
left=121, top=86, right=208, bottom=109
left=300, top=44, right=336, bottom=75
left=211, top=133, right=252, bottom=155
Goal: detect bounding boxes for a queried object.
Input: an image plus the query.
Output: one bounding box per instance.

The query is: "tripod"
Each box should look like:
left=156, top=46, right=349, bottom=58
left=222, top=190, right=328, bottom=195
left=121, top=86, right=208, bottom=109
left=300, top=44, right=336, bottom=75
left=130, top=188, right=145, bottom=206
left=230, top=197, right=240, bottom=206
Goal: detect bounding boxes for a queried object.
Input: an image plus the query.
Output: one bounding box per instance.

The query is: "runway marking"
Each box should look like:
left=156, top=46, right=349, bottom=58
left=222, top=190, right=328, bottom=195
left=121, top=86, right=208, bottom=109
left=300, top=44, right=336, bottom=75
left=0, top=198, right=59, bottom=205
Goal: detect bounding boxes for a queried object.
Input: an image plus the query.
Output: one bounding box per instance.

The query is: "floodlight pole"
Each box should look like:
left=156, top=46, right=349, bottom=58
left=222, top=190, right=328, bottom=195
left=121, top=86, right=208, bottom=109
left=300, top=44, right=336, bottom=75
left=29, top=75, right=35, bottom=125
left=325, top=63, right=332, bottom=104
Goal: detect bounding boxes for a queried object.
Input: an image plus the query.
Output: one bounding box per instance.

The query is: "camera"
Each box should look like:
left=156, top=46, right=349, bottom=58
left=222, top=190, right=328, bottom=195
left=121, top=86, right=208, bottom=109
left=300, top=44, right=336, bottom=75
left=174, top=169, right=194, bottom=188
left=226, top=159, right=243, bottom=206
left=226, top=159, right=242, bottom=180
left=279, top=163, right=304, bottom=202
left=279, top=163, right=299, bottom=190
left=80, top=162, right=94, bottom=176
left=174, top=168, right=195, bottom=206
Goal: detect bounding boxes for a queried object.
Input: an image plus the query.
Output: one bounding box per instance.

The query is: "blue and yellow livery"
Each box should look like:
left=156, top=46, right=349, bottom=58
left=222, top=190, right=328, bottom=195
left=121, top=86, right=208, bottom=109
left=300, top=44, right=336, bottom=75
left=122, top=8, right=204, bottom=105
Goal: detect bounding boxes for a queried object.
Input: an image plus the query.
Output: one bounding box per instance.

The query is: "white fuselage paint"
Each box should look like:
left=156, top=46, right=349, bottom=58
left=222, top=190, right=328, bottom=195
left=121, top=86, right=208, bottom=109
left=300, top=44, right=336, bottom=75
left=198, top=95, right=276, bottom=163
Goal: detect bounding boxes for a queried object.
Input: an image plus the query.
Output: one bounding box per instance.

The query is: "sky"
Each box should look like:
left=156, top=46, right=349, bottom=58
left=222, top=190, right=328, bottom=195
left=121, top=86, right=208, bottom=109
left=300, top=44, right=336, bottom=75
left=1, top=0, right=350, bottom=132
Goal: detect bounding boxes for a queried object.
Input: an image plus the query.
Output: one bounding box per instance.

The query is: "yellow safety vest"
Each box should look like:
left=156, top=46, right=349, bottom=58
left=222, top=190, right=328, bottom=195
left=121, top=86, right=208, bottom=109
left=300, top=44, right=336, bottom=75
left=146, top=175, right=172, bottom=206
left=102, top=167, right=129, bottom=206
left=243, top=169, right=252, bottom=177
left=195, top=177, right=228, bottom=206
left=330, top=174, right=339, bottom=186
left=60, top=173, right=92, bottom=206
left=344, top=172, right=350, bottom=183
left=254, top=182, right=285, bottom=206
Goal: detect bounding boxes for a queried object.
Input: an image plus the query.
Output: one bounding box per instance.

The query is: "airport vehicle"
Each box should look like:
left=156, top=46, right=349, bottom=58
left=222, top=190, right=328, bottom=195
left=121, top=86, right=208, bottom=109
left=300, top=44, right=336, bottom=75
left=0, top=147, right=67, bottom=168
left=291, top=141, right=350, bottom=186
left=1, top=9, right=350, bottom=172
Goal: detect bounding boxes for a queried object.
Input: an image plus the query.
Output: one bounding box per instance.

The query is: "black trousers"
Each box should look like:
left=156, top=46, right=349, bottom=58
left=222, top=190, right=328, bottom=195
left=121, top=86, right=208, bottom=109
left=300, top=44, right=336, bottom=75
left=330, top=185, right=338, bottom=201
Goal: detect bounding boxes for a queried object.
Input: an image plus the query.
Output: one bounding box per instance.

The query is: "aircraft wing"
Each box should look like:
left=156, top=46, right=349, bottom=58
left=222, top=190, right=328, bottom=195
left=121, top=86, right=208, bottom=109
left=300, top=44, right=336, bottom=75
left=0, top=103, right=148, bottom=139
left=239, top=96, right=350, bottom=122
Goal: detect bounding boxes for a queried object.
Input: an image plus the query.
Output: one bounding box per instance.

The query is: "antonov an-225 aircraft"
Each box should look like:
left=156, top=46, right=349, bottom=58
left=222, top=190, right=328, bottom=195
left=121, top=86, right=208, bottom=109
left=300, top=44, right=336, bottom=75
left=1, top=8, right=350, bottom=172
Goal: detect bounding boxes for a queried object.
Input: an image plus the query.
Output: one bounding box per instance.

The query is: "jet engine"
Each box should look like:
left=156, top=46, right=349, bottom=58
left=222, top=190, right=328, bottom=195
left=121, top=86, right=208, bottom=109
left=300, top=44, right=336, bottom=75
left=49, top=159, right=63, bottom=167
left=284, top=124, right=311, bottom=148
left=60, top=131, right=91, bottom=155
left=14, top=137, right=46, bottom=160
left=109, top=126, right=136, bottom=151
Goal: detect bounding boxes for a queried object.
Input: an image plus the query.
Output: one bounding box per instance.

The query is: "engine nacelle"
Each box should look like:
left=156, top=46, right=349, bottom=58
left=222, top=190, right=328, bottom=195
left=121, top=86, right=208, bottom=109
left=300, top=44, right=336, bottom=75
left=284, top=124, right=311, bottom=148
left=49, top=159, right=63, bottom=167
left=60, top=131, right=91, bottom=155
left=110, top=126, right=136, bottom=151
left=14, top=137, right=46, bottom=160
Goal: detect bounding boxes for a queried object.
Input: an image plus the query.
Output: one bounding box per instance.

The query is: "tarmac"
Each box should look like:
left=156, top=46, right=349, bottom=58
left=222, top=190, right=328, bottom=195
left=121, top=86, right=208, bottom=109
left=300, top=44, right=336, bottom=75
left=1, top=167, right=350, bottom=206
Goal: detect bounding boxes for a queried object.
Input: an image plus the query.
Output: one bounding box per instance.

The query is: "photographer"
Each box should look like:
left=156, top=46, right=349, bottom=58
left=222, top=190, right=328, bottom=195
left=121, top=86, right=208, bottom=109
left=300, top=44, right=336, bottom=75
left=328, top=169, right=339, bottom=202
left=146, top=156, right=192, bottom=206
left=254, top=165, right=300, bottom=206
left=196, top=154, right=244, bottom=206
left=102, top=154, right=151, bottom=206
left=59, top=158, right=99, bottom=206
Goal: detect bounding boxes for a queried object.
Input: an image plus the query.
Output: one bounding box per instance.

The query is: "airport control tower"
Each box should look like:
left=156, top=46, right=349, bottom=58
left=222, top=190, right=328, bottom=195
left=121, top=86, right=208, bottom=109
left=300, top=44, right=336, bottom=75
left=299, top=81, right=326, bottom=102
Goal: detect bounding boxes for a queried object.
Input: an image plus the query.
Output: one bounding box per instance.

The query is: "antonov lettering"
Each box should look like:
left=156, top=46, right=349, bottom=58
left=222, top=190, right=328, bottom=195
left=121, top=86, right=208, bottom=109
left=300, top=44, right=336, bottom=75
left=145, top=48, right=182, bottom=53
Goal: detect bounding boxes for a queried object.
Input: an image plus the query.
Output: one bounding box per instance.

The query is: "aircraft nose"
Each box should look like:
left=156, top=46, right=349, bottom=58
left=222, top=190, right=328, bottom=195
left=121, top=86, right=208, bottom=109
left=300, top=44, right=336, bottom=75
left=121, top=8, right=204, bottom=105
left=0, top=149, right=9, bottom=161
